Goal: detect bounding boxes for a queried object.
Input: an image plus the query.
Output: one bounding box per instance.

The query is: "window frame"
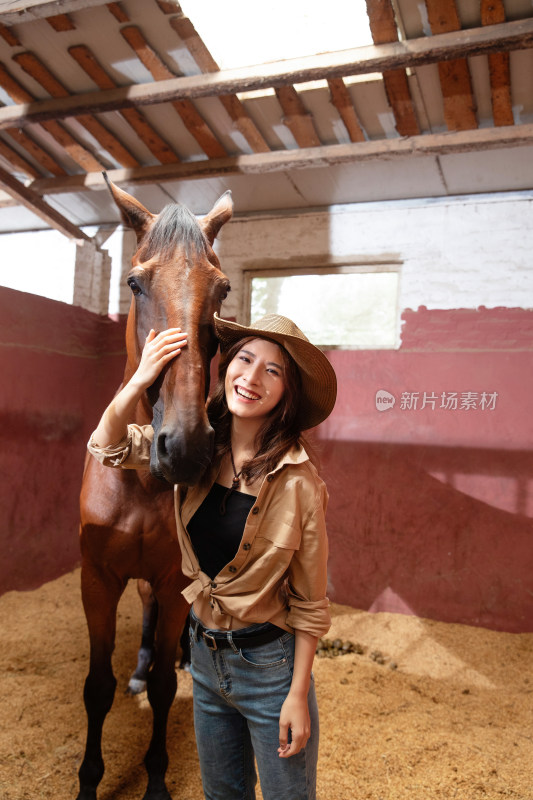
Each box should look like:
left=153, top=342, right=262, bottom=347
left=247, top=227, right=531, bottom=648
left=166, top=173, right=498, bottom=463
left=243, top=263, right=402, bottom=350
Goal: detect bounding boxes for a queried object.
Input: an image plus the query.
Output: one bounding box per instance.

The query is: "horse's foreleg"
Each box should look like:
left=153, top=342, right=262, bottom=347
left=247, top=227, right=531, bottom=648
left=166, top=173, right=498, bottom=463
left=142, top=591, right=189, bottom=800
left=127, top=579, right=158, bottom=695
left=77, top=567, right=124, bottom=800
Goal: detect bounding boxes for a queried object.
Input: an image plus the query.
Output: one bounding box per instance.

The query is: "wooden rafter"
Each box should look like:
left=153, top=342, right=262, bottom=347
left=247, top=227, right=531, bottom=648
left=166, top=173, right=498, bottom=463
left=120, top=25, right=227, bottom=158
left=327, top=78, right=365, bottom=143
left=0, top=164, right=90, bottom=240
left=481, top=0, right=514, bottom=127
left=168, top=13, right=270, bottom=153
left=424, top=0, right=477, bottom=130
left=0, top=61, right=104, bottom=172
left=2, top=18, right=530, bottom=130
left=106, top=3, right=129, bottom=23
left=275, top=86, right=321, bottom=148
left=29, top=122, right=533, bottom=194
left=156, top=1, right=181, bottom=13
left=0, top=23, right=20, bottom=46
left=46, top=14, right=76, bottom=32
left=366, top=0, right=420, bottom=135
left=0, top=135, right=41, bottom=178
left=68, top=45, right=179, bottom=164
left=13, top=52, right=140, bottom=168
left=3, top=127, right=67, bottom=176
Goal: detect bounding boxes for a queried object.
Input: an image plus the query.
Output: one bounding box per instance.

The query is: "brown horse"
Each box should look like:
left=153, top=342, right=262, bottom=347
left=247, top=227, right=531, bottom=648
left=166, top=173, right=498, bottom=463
left=78, top=177, right=233, bottom=800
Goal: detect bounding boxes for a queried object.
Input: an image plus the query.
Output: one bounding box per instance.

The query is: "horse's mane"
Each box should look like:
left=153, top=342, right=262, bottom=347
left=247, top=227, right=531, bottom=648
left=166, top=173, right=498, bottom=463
left=140, top=203, right=208, bottom=261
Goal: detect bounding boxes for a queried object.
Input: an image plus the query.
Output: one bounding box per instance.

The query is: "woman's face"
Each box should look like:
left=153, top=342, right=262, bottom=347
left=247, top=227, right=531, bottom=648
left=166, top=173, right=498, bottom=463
left=225, top=338, right=286, bottom=423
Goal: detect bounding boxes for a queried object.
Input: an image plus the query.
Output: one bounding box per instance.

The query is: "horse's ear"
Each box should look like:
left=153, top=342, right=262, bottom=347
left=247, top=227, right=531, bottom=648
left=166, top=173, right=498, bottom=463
left=103, top=172, right=155, bottom=243
left=201, top=190, right=233, bottom=246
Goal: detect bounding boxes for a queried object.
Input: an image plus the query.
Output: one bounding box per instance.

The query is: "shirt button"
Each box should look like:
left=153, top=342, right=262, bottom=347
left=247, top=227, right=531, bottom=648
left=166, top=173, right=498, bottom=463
left=228, top=566, right=237, bottom=573
left=211, top=581, right=217, bottom=588
left=243, top=543, right=251, bottom=551
left=252, top=507, right=259, bottom=515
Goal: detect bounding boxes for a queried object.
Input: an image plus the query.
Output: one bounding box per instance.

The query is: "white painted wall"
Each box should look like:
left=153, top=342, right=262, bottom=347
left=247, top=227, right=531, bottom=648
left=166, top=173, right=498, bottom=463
left=2, top=191, right=532, bottom=317
left=215, top=191, right=533, bottom=320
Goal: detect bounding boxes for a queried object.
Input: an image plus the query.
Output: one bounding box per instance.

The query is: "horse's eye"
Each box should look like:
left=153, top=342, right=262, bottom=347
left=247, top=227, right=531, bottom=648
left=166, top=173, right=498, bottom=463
left=127, top=278, right=142, bottom=296
left=221, top=283, right=231, bottom=301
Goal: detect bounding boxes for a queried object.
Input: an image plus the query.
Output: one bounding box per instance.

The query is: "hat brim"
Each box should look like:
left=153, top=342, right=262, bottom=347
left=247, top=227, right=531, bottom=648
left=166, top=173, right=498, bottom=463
left=214, top=313, right=337, bottom=429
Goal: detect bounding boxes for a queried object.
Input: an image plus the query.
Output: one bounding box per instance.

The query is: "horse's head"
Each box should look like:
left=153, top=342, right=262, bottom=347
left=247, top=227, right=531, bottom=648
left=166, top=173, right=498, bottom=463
left=106, top=176, right=233, bottom=486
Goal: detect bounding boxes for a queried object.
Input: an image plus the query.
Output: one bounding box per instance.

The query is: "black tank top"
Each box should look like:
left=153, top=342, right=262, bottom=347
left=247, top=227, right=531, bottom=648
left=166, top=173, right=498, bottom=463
left=187, top=483, right=256, bottom=579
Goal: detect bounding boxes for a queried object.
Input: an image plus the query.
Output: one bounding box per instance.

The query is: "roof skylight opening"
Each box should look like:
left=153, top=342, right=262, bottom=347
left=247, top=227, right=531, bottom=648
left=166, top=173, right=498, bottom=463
left=179, top=0, right=373, bottom=70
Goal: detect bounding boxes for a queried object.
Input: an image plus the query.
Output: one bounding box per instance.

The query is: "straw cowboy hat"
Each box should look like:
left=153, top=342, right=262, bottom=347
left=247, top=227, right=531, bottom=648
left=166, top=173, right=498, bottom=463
left=214, top=312, right=337, bottom=430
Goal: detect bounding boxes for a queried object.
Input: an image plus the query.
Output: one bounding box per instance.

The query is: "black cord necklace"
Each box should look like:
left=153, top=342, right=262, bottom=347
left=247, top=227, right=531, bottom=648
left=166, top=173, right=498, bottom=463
left=219, top=447, right=243, bottom=515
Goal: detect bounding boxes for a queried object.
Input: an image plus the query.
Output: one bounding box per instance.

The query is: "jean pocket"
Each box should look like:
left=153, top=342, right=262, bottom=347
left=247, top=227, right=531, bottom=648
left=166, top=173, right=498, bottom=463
left=238, top=637, right=288, bottom=668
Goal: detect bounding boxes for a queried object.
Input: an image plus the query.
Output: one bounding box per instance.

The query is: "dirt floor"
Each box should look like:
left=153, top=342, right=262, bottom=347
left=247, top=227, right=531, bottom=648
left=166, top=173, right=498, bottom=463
left=1, top=570, right=532, bottom=800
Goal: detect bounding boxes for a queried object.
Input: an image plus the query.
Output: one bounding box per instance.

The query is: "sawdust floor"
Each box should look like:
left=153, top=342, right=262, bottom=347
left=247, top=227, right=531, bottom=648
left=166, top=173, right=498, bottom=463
left=1, top=569, right=532, bottom=800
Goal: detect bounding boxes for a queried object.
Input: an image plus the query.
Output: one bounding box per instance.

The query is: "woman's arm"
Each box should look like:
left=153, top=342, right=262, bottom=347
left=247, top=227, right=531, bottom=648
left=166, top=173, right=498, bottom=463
left=278, top=629, right=318, bottom=758
left=92, top=328, right=187, bottom=448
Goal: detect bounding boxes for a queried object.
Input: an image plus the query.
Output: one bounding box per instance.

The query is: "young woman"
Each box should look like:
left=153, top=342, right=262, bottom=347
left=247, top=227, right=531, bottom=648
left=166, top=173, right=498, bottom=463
left=88, top=313, right=337, bottom=800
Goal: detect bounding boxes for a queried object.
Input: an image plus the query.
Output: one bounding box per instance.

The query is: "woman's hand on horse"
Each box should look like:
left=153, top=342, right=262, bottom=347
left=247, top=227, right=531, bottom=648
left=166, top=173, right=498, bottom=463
left=133, top=328, right=188, bottom=389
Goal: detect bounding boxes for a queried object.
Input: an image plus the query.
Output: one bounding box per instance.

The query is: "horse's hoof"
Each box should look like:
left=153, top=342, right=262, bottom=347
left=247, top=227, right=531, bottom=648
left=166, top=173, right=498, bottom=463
left=126, top=677, right=147, bottom=695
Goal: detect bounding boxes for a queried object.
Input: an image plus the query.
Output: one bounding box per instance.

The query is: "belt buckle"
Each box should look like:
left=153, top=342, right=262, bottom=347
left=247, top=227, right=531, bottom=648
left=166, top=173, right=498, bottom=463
left=203, top=631, right=217, bottom=651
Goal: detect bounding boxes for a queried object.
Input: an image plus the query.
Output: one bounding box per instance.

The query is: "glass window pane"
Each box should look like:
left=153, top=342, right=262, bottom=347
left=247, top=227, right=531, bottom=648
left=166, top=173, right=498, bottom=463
left=250, top=272, right=398, bottom=348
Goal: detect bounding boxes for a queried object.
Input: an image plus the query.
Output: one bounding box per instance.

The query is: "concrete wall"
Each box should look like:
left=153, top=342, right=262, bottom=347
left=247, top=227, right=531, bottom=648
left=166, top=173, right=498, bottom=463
left=0, top=287, right=126, bottom=592
left=2, top=191, right=532, bottom=632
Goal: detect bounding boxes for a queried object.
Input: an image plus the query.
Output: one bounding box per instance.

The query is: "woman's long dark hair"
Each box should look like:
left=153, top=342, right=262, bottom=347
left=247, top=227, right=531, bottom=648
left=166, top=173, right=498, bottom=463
left=207, top=336, right=314, bottom=483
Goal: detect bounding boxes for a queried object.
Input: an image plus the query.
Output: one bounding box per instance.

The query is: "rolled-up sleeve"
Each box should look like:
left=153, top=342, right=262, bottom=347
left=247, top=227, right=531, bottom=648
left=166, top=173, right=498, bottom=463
left=87, top=424, right=154, bottom=469
left=285, top=479, right=331, bottom=638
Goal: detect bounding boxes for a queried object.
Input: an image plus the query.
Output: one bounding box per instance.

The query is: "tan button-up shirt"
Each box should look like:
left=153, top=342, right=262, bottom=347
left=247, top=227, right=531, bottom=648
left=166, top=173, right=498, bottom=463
left=88, top=425, right=331, bottom=638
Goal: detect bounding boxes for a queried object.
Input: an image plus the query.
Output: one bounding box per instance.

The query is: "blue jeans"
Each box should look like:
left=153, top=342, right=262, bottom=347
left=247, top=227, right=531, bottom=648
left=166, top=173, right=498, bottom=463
left=189, top=610, right=319, bottom=800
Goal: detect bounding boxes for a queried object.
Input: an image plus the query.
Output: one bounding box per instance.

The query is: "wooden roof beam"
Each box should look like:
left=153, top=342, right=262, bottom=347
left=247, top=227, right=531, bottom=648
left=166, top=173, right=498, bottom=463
left=0, top=135, right=42, bottom=178
left=274, top=86, right=321, bottom=148
left=2, top=127, right=67, bottom=176
left=0, top=164, right=90, bottom=240
left=120, top=25, right=227, bottom=158
left=29, top=122, right=533, bottom=194
left=68, top=44, right=179, bottom=164
left=366, top=0, right=420, bottom=135
left=13, top=51, right=140, bottom=167
left=481, top=0, right=513, bottom=127
left=0, top=61, right=104, bottom=172
left=327, top=78, right=365, bottom=143
left=0, top=18, right=532, bottom=130
left=424, top=0, right=477, bottom=130
left=168, top=13, right=270, bottom=153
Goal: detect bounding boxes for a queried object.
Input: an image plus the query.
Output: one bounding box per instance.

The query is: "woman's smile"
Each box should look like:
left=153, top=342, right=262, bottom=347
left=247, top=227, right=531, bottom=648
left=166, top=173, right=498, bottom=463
left=234, top=385, right=262, bottom=401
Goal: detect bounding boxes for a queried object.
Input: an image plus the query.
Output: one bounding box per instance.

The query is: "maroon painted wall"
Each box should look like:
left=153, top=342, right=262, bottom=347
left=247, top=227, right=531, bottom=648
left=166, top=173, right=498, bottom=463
left=320, top=308, right=533, bottom=633
left=0, top=287, right=126, bottom=593
left=2, top=289, right=532, bottom=633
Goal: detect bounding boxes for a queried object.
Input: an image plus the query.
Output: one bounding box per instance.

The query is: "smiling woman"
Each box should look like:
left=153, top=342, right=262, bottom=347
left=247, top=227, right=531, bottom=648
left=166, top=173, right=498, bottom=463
left=225, top=339, right=287, bottom=421
left=88, top=310, right=337, bottom=800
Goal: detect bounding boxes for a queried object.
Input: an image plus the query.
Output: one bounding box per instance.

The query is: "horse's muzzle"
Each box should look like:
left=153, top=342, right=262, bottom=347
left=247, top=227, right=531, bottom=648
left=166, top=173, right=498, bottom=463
left=151, top=424, right=214, bottom=485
